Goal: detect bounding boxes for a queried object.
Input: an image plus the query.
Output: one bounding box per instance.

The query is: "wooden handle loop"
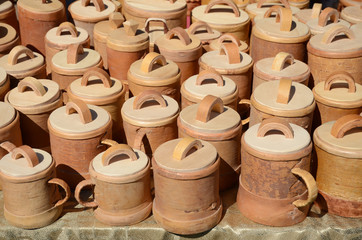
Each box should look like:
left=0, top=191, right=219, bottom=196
left=321, top=25, right=355, bottom=44
left=67, top=44, right=84, bottom=64
left=17, top=77, right=47, bottom=96
left=188, top=21, right=213, bottom=35
left=324, top=71, right=356, bottom=93
left=272, top=52, right=295, bottom=72
left=173, top=138, right=203, bottom=161
left=141, top=52, right=167, bottom=73
left=276, top=79, right=292, bottom=104
left=166, top=27, right=191, bottom=45
left=217, top=33, right=241, bottom=46
left=65, top=99, right=92, bottom=124
left=11, top=145, right=39, bottom=167
left=318, top=7, right=339, bottom=27
left=257, top=0, right=290, bottom=9
left=257, top=117, right=294, bottom=138
left=219, top=43, right=241, bottom=64
left=145, top=18, right=169, bottom=34
left=133, top=90, right=167, bottom=109
left=291, top=168, right=318, bottom=208
left=101, top=139, right=118, bottom=147
left=264, top=6, right=293, bottom=32
left=239, top=99, right=251, bottom=125
left=0, top=141, right=16, bottom=153
left=7, top=46, right=35, bottom=65
left=196, top=95, right=224, bottom=123
left=81, top=0, right=105, bottom=12
left=124, top=20, right=139, bottom=36
left=48, top=178, right=71, bottom=207
left=311, top=3, right=322, bottom=19
left=56, top=22, right=78, bottom=37
left=109, top=12, right=124, bottom=29
left=81, top=68, right=111, bottom=88
left=101, top=144, right=137, bottom=166
left=196, top=69, right=224, bottom=86
left=330, top=114, right=362, bottom=138
left=74, top=179, right=98, bottom=208
left=204, top=0, right=240, bottom=17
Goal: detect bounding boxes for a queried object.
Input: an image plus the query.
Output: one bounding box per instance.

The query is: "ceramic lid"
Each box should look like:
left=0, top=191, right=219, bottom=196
left=18, top=0, right=64, bottom=13
left=125, top=0, right=187, bottom=12
left=69, top=0, right=116, bottom=21
left=209, top=33, right=249, bottom=52
left=92, top=144, right=149, bottom=177
left=179, top=95, right=240, bottom=134
left=351, top=22, right=362, bottom=34
left=143, top=18, right=168, bottom=46
left=45, top=22, right=89, bottom=46
left=121, top=90, right=179, bottom=127
left=0, top=23, right=17, bottom=45
left=294, top=3, right=322, bottom=24
left=313, top=114, right=362, bottom=158
left=0, top=146, right=52, bottom=177
left=69, top=68, right=123, bottom=99
left=156, top=27, right=201, bottom=51
left=93, top=12, right=124, bottom=40
left=0, top=1, right=13, bottom=13
left=253, top=79, right=314, bottom=111
left=154, top=138, right=217, bottom=173
left=8, top=77, right=60, bottom=108
left=246, top=0, right=299, bottom=17
left=0, top=101, right=15, bottom=128
left=0, top=67, right=7, bottom=86
left=307, top=8, right=350, bottom=35
left=341, top=6, right=362, bottom=24
left=187, top=21, right=221, bottom=42
left=244, top=118, right=310, bottom=155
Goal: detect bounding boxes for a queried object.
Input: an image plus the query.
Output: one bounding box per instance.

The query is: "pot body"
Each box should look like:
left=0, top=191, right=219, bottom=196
left=0, top=111, right=22, bottom=158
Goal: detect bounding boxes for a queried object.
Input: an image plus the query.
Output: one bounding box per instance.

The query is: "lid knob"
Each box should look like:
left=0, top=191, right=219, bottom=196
left=257, top=117, right=294, bottom=139
left=11, top=145, right=40, bottom=167
left=101, top=144, right=138, bottom=166
left=81, top=0, right=105, bottom=12
left=56, top=22, right=79, bottom=38
left=67, top=43, right=84, bottom=64
left=141, top=52, right=167, bottom=73
left=276, top=79, right=292, bottom=104
left=0, top=141, right=16, bottom=153
left=272, top=52, right=295, bottom=72
left=7, top=46, right=35, bottom=66
left=165, top=27, right=191, bottom=46
left=311, top=3, right=322, bottom=19
left=324, top=71, right=356, bottom=93
left=188, top=21, right=214, bottom=35
left=17, top=77, right=47, bottom=96
left=257, top=0, right=291, bottom=9
left=133, top=90, right=167, bottom=110
left=196, top=69, right=224, bottom=87
left=318, top=7, right=339, bottom=27
left=196, top=95, right=224, bottom=123
left=145, top=18, right=169, bottom=34
left=173, top=138, right=203, bottom=161
left=321, top=25, right=355, bottom=44
left=65, top=99, right=93, bottom=124
left=219, top=43, right=241, bottom=64
left=81, top=68, right=112, bottom=88
left=204, top=0, right=240, bottom=17
left=109, top=12, right=124, bottom=29
left=330, top=114, right=362, bottom=139
left=264, top=6, right=293, bottom=32
left=217, top=33, right=241, bottom=47
left=124, top=20, right=139, bottom=36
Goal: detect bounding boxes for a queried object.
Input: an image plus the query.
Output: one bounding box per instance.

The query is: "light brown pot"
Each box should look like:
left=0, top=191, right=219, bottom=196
left=0, top=23, right=20, bottom=58
left=0, top=1, right=19, bottom=33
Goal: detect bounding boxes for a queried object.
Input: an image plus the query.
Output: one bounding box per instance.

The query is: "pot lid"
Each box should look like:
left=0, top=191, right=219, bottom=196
left=143, top=18, right=169, bottom=46
left=307, top=8, right=350, bottom=35
left=154, top=138, right=217, bottom=173
left=313, top=114, right=362, bottom=158
left=8, top=77, right=60, bottom=108
left=0, top=23, right=17, bottom=45
left=192, top=0, right=249, bottom=25
left=125, top=0, right=187, bottom=12
left=0, top=46, right=44, bottom=75
left=0, top=1, right=13, bottom=13
left=18, top=0, right=64, bottom=13
left=69, top=68, right=123, bottom=99
left=93, top=12, right=124, bottom=39
left=179, top=95, right=240, bottom=134
left=187, top=21, right=221, bottom=42
left=341, top=6, right=362, bottom=24
left=209, top=33, right=249, bottom=52
left=294, top=3, right=322, bottom=24
left=244, top=118, right=310, bottom=155
left=49, top=99, right=110, bottom=135
left=156, top=27, right=201, bottom=51
left=183, top=70, right=237, bottom=99
left=351, top=22, right=362, bottom=34
left=0, top=146, right=52, bottom=177
left=0, top=101, right=15, bottom=128
left=253, top=79, right=314, bottom=111
left=246, top=0, right=299, bottom=17
left=45, top=22, right=89, bottom=46
left=69, top=0, right=116, bottom=22
left=121, top=90, right=179, bottom=127
left=0, top=67, right=7, bottom=86
left=92, top=144, right=148, bottom=177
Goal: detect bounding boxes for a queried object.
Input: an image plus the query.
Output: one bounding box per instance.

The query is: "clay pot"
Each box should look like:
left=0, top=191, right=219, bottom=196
left=0, top=1, right=19, bottom=33
left=0, top=144, right=70, bottom=229
left=294, top=3, right=322, bottom=24
left=252, top=52, right=310, bottom=91
left=17, top=0, right=65, bottom=56
left=237, top=118, right=317, bottom=226
left=0, top=23, right=20, bottom=57
left=143, top=18, right=169, bottom=53
left=127, top=52, right=181, bottom=102
left=0, top=67, right=9, bottom=101
left=5, top=77, right=62, bottom=152
left=153, top=137, right=222, bottom=235
left=187, top=21, right=221, bottom=52
left=208, top=33, right=249, bottom=53
left=45, top=22, right=91, bottom=75
left=178, top=95, right=242, bottom=190
left=121, top=90, right=179, bottom=159
left=75, top=144, right=152, bottom=226
left=341, top=6, right=362, bottom=25
left=314, top=114, right=362, bottom=218
left=68, top=0, right=117, bottom=46
left=48, top=99, right=112, bottom=189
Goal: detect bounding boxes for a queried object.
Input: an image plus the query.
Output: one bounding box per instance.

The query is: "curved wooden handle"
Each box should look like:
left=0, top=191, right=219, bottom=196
left=101, top=139, right=119, bottom=147
left=56, top=22, right=78, bottom=37
left=217, top=33, right=241, bottom=46
left=173, top=138, right=203, bottom=161
left=141, top=52, right=167, bottom=73
left=11, top=145, right=39, bottom=167
left=0, top=141, right=16, bottom=153
left=276, top=79, right=292, bottom=104
left=166, top=27, right=191, bottom=45
left=272, top=52, right=295, bottom=72
left=264, top=6, right=292, bottom=32
left=74, top=179, right=98, bottom=208
left=67, top=44, right=84, bottom=65
left=322, top=25, right=355, bottom=44
left=145, top=18, right=168, bottom=34
left=81, top=0, right=105, bottom=12
left=17, top=77, right=46, bottom=96
left=324, top=71, right=356, bottom=93
left=133, top=90, right=167, bottom=109
left=311, top=3, right=322, bottom=19
left=188, top=21, right=213, bottom=35
left=65, top=99, right=92, bottom=124
left=196, top=69, right=224, bottom=86
left=101, top=144, right=137, bottom=166
left=257, top=117, right=294, bottom=138
left=330, top=114, right=362, bottom=138
left=109, top=12, right=124, bottom=29
left=7, top=46, right=35, bottom=65
left=196, top=95, right=224, bottom=123
left=48, top=178, right=71, bottom=207
left=291, top=168, right=318, bottom=208
left=81, top=68, right=111, bottom=88
left=204, top=0, right=240, bottom=17
left=239, top=99, right=251, bottom=125
left=257, top=0, right=290, bottom=9
left=318, top=7, right=339, bottom=27
left=219, top=43, right=241, bottom=64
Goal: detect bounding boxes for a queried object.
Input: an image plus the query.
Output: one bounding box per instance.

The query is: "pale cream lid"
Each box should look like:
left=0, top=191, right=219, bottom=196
left=69, top=0, right=116, bottom=20
left=192, top=4, right=249, bottom=25
left=0, top=101, right=15, bottom=128
left=0, top=23, right=16, bottom=45
left=45, top=25, right=89, bottom=46
left=52, top=48, right=101, bottom=70
left=307, top=18, right=350, bottom=35
left=18, top=0, right=63, bottom=13
left=341, top=6, right=362, bottom=24
left=255, top=16, right=309, bottom=38
left=156, top=28, right=201, bottom=51
left=0, top=1, right=13, bottom=13
left=125, top=0, right=186, bottom=12
left=0, top=67, right=7, bottom=86
left=107, top=27, right=149, bottom=46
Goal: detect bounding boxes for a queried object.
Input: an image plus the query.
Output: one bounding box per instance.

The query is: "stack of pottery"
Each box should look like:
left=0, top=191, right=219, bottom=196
left=143, top=18, right=169, bottom=53
left=295, top=3, right=321, bottom=23
left=0, top=23, right=20, bottom=57
left=187, top=21, right=221, bottom=52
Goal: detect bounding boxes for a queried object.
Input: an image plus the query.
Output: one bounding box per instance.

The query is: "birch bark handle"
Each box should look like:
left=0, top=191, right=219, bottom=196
left=188, top=22, right=214, bottom=35
left=257, top=118, right=294, bottom=138
left=291, top=168, right=318, bottom=208
left=133, top=90, right=167, bottom=109
left=217, top=33, right=241, bottom=46
left=0, top=141, right=16, bottom=153
left=101, top=144, right=137, bottom=166
left=257, top=0, right=290, bottom=9
left=276, top=79, right=292, bottom=104
left=65, top=99, right=92, bottom=124
left=56, top=22, right=78, bottom=37
left=145, top=18, right=168, bottom=34
left=7, top=46, right=35, bottom=65
left=48, top=178, right=71, bottom=207
left=311, top=3, right=322, bottom=19
left=204, top=0, right=240, bottom=17
left=330, top=114, right=362, bottom=138
left=324, top=71, right=356, bottom=93
left=322, top=25, right=355, bottom=44
left=196, top=70, right=224, bottom=86
left=165, top=27, right=191, bottom=45
left=318, top=7, right=339, bottom=27
left=67, top=44, right=84, bottom=64
left=173, top=138, right=203, bottom=161
left=81, top=0, right=105, bottom=12
left=264, top=6, right=293, bottom=32
left=272, top=52, right=295, bottom=72
left=81, top=68, right=112, bottom=88
left=101, top=139, right=119, bottom=147
left=219, top=43, right=241, bottom=64
left=17, top=77, right=46, bottom=96
left=196, top=95, right=224, bottom=123
left=74, top=179, right=98, bottom=208
left=239, top=99, right=251, bottom=125
left=11, top=145, right=39, bottom=167
left=141, top=52, right=167, bottom=73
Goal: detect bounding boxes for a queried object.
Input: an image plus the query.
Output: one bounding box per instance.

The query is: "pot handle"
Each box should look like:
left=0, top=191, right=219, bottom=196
left=48, top=178, right=71, bottom=207
left=109, top=12, right=124, bottom=29
left=124, top=20, right=139, bottom=37
left=276, top=79, right=292, bottom=104
left=74, top=179, right=98, bottom=208
left=219, top=43, right=241, bottom=64
left=81, top=0, right=105, bottom=12
left=101, top=139, right=119, bottom=147
left=133, top=90, right=167, bottom=109
left=330, top=114, right=362, bottom=138
left=7, top=46, right=35, bottom=65
left=322, top=25, right=355, bottom=44
left=17, top=77, right=46, bottom=96
left=56, top=22, right=78, bottom=37
left=239, top=99, right=251, bottom=125
left=291, top=168, right=318, bottom=208
left=102, top=144, right=137, bottom=166
left=196, top=95, right=224, bottom=123
left=165, top=27, right=191, bottom=45
left=0, top=141, right=16, bottom=153
left=141, top=52, right=167, bottom=73
left=264, top=6, right=292, bottom=32
left=272, top=52, right=295, bottom=72
left=204, top=0, right=240, bottom=18
left=65, top=99, right=92, bottom=124
left=173, top=137, right=203, bottom=161
left=257, top=117, right=294, bottom=138
left=217, top=33, right=241, bottom=46
left=188, top=21, right=214, bottom=35
left=318, top=7, right=339, bottom=27
left=257, top=0, right=290, bottom=9
left=11, top=145, right=39, bottom=167
left=311, top=3, right=322, bottom=19
left=324, top=71, right=356, bottom=93
left=81, top=68, right=112, bottom=88
left=196, top=69, right=224, bottom=86
left=67, top=43, right=84, bottom=64
left=145, top=18, right=168, bottom=34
